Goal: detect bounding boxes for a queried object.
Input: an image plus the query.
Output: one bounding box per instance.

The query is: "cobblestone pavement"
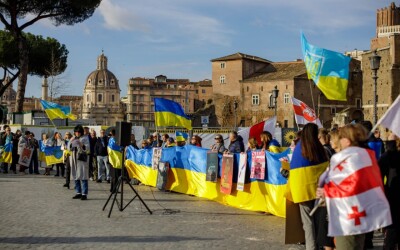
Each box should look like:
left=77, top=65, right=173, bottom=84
left=0, top=171, right=384, bottom=250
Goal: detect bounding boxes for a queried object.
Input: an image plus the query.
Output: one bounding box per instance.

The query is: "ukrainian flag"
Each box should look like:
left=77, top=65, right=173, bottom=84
left=301, top=33, right=351, bottom=101
left=44, top=145, right=64, bottom=165
left=40, top=99, right=77, bottom=120
left=154, top=98, right=192, bottom=130
left=108, top=137, right=123, bottom=169
left=0, top=139, right=13, bottom=163
left=175, top=131, right=188, bottom=142
left=288, top=141, right=328, bottom=203
left=125, top=145, right=289, bottom=218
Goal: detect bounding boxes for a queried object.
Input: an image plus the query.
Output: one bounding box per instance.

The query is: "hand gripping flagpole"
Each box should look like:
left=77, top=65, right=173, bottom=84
left=309, top=168, right=329, bottom=216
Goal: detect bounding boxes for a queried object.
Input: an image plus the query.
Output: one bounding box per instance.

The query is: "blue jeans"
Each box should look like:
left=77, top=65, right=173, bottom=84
left=97, top=155, right=110, bottom=180
left=75, top=180, right=88, bottom=195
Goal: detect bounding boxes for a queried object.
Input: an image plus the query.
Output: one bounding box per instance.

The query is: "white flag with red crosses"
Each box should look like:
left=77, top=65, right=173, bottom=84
left=323, top=146, right=392, bottom=237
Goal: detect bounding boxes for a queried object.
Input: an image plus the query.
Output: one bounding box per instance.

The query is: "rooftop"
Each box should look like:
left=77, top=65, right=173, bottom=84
left=242, top=61, right=307, bottom=82
left=211, top=52, right=272, bottom=63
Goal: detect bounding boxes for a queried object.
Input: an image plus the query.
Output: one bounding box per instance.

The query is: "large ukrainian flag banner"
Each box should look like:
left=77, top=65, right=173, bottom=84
left=154, top=98, right=192, bottom=130
left=301, top=33, right=351, bottom=101
left=40, top=99, right=77, bottom=120
left=108, top=137, right=123, bottom=169
left=43, top=145, right=63, bottom=165
left=0, top=139, right=13, bottom=163
left=125, top=145, right=288, bottom=218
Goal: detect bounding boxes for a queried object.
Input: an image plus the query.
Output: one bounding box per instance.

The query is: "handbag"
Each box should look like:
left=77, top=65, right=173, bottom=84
left=78, top=152, right=87, bottom=162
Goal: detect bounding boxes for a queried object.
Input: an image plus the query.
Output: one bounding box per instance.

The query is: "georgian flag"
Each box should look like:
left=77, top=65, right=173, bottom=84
left=323, top=147, right=392, bottom=236
left=291, top=97, right=322, bottom=128
left=238, top=116, right=276, bottom=145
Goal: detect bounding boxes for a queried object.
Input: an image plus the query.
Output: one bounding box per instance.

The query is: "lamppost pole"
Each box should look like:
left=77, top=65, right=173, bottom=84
left=272, top=85, right=279, bottom=117
left=233, top=98, right=238, bottom=131
left=369, top=51, right=381, bottom=125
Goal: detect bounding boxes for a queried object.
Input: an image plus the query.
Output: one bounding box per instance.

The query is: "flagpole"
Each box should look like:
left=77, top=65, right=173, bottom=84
left=308, top=79, right=316, bottom=113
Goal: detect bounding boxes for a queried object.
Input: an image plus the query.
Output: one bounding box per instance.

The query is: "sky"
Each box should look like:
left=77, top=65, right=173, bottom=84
left=8, top=0, right=396, bottom=98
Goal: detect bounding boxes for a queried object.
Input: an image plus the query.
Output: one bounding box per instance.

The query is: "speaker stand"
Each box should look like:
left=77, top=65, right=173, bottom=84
left=102, top=147, right=152, bottom=217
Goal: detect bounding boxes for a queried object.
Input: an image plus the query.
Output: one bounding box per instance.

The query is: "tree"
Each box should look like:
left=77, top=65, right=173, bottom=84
left=0, top=0, right=101, bottom=112
left=0, top=30, right=68, bottom=99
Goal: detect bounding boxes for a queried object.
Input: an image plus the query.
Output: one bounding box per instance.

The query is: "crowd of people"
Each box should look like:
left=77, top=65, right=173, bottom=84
left=286, top=122, right=399, bottom=250
left=0, top=121, right=398, bottom=249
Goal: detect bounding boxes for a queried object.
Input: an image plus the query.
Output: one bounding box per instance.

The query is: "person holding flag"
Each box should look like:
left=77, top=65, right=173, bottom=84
left=316, top=123, right=392, bottom=249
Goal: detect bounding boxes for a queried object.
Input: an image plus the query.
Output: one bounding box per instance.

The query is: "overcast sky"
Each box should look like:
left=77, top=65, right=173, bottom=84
left=14, top=0, right=395, bottom=98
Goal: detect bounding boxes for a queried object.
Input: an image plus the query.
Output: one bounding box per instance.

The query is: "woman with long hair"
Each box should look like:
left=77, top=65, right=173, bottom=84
left=259, top=131, right=281, bottom=153
left=290, top=123, right=328, bottom=250
left=52, top=132, right=65, bottom=177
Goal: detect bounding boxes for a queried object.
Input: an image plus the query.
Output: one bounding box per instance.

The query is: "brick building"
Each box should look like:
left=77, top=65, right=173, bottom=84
left=211, top=52, right=362, bottom=128
left=362, top=2, right=400, bottom=123
left=126, top=75, right=196, bottom=128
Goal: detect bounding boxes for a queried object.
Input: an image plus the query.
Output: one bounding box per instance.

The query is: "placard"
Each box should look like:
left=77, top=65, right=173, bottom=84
left=220, top=154, right=234, bottom=194
left=19, top=147, right=33, bottom=167
left=156, top=161, right=169, bottom=191
left=237, top=153, right=247, bottom=191
left=250, top=151, right=266, bottom=179
left=206, top=152, right=218, bottom=182
left=152, top=147, right=162, bottom=170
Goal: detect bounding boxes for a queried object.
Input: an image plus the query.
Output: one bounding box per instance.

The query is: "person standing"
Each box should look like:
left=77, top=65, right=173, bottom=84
left=259, top=131, right=281, bottom=153
left=95, top=129, right=110, bottom=183
left=211, top=134, right=226, bottom=153
left=63, top=132, right=72, bottom=189
left=52, top=132, right=65, bottom=177
left=379, top=133, right=400, bottom=249
left=0, top=126, right=14, bottom=173
left=227, top=131, right=244, bottom=153
left=69, top=125, right=90, bottom=200
left=10, top=130, right=22, bottom=174
left=28, top=132, right=40, bottom=174
left=161, top=134, right=169, bottom=148
left=129, top=134, right=139, bottom=149
left=17, top=131, right=31, bottom=174
left=289, top=123, right=328, bottom=250
left=88, top=129, right=97, bottom=180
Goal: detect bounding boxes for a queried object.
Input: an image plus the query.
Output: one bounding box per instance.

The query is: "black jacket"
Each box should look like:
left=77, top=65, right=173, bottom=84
left=94, top=136, right=109, bottom=156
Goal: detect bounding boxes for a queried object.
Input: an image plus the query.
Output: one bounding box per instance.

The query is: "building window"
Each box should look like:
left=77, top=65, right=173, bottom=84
left=112, top=95, right=115, bottom=102
left=220, top=62, right=226, bottom=69
left=87, top=94, right=90, bottom=102
left=252, top=94, right=260, bottom=105
left=247, top=86, right=249, bottom=92
left=202, top=89, right=206, bottom=94
left=195, top=90, right=198, bottom=94
left=284, top=120, right=288, bottom=128
left=139, top=105, right=144, bottom=112
left=261, top=86, right=263, bottom=91
left=139, top=95, right=144, bottom=102
left=284, top=93, right=290, bottom=104
left=219, top=75, right=226, bottom=84
left=356, top=98, right=361, bottom=108
left=331, top=107, right=336, bottom=114
left=98, top=94, right=102, bottom=102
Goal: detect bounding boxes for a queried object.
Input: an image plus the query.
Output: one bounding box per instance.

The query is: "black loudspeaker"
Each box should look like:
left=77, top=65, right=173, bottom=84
left=115, top=121, right=132, bottom=147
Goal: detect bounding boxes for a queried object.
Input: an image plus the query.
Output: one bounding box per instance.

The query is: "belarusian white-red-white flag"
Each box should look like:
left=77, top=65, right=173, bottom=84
left=238, top=116, right=276, bottom=145
left=291, top=97, right=322, bottom=128
left=375, top=94, right=400, bottom=138
left=323, top=147, right=392, bottom=236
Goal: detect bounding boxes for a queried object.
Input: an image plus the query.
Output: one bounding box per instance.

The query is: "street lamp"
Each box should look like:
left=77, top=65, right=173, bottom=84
left=271, top=85, right=279, bottom=117
left=369, top=51, right=381, bottom=125
left=233, top=99, right=238, bottom=131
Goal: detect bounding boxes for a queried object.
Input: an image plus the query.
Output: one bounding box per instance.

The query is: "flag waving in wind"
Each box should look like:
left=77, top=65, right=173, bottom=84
left=154, top=98, right=192, bottom=130
left=301, top=33, right=351, bottom=101
left=291, top=97, right=322, bottom=128
left=374, top=95, right=400, bottom=138
left=238, top=116, right=276, bottom=146
left=40, top=99, right=77, bottom=120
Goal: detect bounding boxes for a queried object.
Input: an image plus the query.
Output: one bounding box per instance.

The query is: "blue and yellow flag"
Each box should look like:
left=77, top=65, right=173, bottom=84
left=154, top=98, right=192, bottom=130
left=175, top=131, right=188, bottom=142
left=0, top=137, right=13, bottom=163
left=301, top=33, right=351, bottom=101
left=108, top=137, right=123, bottom=169
left=43, top=145, right=64, bottom=165
left=40, top=99, right=77, bottom=120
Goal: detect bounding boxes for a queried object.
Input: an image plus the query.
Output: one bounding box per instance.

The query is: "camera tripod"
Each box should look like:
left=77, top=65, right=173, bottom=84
left=102, top=148, right=152, bottom=217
